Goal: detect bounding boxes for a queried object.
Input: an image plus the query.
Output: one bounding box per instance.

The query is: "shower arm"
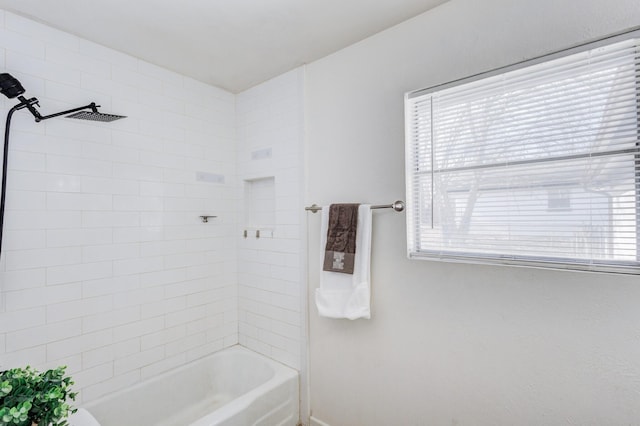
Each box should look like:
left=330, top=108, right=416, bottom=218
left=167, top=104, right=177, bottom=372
left=16, top=96, right=99, bottom=122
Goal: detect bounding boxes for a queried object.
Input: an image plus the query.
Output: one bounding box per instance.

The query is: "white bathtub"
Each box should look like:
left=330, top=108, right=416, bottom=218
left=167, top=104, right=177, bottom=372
left=80, top=346, right=299, bottom=426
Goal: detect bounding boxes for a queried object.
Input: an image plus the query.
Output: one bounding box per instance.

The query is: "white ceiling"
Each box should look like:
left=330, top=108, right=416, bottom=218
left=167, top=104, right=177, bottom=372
left=0, top=0, right=447, bottom=93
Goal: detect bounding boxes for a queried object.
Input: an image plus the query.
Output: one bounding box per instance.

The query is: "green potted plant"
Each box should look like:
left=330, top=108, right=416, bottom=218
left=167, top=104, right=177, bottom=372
left=0, top=366, right=77, bottom=426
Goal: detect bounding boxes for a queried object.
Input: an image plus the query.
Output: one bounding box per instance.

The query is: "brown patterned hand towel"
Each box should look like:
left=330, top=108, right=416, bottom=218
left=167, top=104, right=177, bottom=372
left=323, top=203, right=359, bottom=274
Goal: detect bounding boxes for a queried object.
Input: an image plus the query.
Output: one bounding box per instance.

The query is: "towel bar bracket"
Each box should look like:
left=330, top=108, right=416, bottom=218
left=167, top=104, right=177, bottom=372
left=384, top=200, right=405, bottom=212
left=306, top=204, right=322, bottom=213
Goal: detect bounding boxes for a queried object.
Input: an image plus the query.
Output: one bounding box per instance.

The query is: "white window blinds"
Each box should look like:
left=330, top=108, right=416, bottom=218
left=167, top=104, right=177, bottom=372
left=405, top=35, right=640, bottom=273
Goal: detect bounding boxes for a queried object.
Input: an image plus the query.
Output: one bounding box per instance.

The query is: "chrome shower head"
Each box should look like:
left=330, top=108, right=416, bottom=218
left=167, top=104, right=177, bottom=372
left=66, top=110, right=127, bottom=122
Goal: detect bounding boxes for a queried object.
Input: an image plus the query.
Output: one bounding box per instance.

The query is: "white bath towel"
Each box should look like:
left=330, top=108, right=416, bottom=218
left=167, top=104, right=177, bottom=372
left=315, top=204, right=372, bottom=320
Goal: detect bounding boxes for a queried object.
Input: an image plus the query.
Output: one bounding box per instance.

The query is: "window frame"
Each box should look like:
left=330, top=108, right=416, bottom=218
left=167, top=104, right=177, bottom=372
left=404, top=28, right=640, bottom=274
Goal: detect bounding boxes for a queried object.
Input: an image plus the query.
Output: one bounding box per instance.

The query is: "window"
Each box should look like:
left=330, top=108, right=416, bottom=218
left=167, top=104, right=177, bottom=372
left=405, top=33, right=640, bottom=274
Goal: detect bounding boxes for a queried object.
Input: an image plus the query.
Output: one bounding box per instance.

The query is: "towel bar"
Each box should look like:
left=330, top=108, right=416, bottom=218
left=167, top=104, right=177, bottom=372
left=304, top=200, right=405, bottom=213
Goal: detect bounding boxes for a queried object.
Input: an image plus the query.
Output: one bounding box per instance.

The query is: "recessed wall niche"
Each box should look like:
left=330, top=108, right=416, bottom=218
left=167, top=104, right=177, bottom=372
left=244, top=176, right=275, bottom=238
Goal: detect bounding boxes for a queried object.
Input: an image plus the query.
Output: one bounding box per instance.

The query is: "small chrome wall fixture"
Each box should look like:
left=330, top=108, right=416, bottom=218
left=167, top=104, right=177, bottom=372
left=199, top=215, right=217, bottom=223
left=243, top=229, right=260, bottom=238
left=243, top=228, right=272, bottom=238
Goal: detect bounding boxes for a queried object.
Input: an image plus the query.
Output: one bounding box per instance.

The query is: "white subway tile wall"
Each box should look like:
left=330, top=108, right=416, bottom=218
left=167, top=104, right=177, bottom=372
left=0, top=10, right=243, bottom=403
left=236, top=69, right=305, bottom=370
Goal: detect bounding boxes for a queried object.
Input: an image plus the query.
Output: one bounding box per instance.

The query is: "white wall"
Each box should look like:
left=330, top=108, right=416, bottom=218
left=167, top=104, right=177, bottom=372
left=305, top=0, right=640, bottom=425
left=0, top=11, right=238, bottom=403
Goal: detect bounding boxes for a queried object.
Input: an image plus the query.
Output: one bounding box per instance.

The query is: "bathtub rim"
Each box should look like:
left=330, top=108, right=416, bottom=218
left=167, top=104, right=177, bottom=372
left=82, top=344, right=299, bottom=425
